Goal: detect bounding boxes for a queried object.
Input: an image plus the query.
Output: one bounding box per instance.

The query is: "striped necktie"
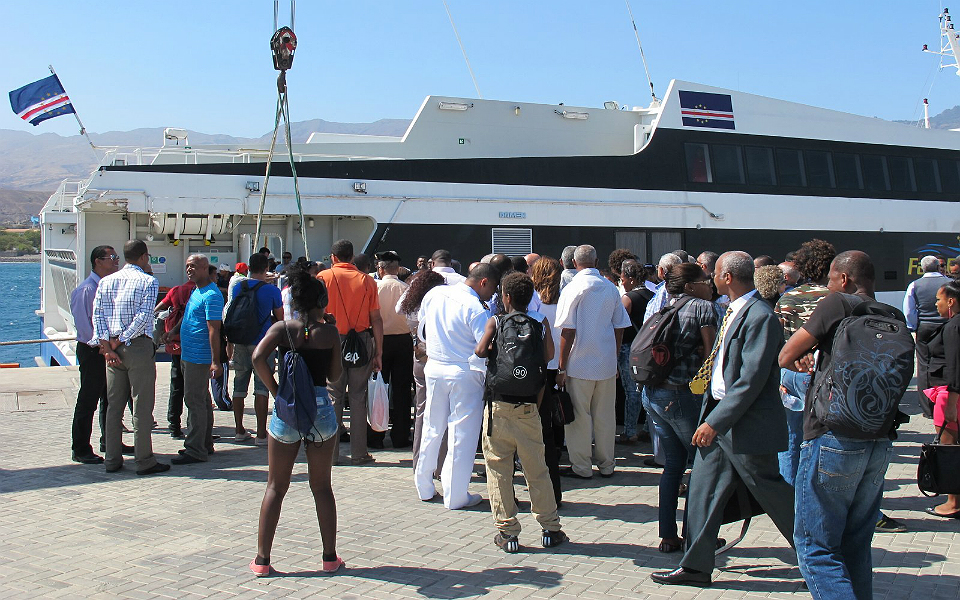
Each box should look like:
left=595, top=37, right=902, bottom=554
left=689, top=306, right=734, bottom=395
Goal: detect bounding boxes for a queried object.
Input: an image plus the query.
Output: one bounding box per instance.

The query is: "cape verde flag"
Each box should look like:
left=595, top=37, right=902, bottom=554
left=9, top=75, right=76, bottom=126
left=679, top=90, right=735, bottom=130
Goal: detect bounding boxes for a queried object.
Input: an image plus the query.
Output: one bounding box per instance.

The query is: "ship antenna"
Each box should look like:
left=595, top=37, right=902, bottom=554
left=624, top=0, right=659, bottom=106
left=923, top=7, right=960, bottom=76
left=441, top=0, right=482, bottom=98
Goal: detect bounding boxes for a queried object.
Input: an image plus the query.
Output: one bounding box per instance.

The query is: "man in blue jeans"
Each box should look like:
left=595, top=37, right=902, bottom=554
left=780, top=250, right=905, bottom=599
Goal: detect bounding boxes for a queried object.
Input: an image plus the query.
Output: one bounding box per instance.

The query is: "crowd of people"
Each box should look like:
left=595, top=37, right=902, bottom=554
left=66, top=238, right=960, bottom=594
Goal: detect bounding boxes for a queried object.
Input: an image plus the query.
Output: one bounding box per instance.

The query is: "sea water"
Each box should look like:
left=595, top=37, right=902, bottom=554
left=0, top=262, right=42, bottom=367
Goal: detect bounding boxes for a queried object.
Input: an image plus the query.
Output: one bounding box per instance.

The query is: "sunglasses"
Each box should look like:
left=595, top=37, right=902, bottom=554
left=98, top=254, right=119, bottom=261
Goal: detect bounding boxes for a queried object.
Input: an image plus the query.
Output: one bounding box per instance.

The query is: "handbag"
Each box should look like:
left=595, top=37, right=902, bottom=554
left=552, top=388, right=575, bottom=425
left=918, top=418, right=960, bottom=496
left=367, top=373, right=390, bottom=432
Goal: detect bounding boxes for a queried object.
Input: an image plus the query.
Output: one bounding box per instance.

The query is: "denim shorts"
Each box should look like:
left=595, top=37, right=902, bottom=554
left=268, top=386, right=338, bottom=444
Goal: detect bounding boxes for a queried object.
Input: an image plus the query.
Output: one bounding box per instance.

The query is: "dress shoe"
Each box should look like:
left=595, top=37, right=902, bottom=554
left=560, top=466, right=592, bottom=479
left=650, top=567, right=711, bottom=587
left=925, top=506, right=960, bottom=519
left=171, top=453, right=204, bottom=465
left=136, top=462, right=171, bottom=476
left=105, top=463, right=123, bottom=473
left=643, top=457, right=664, bottom=468
left=72, top=453, right=104, bottom=465
left=121, top=444, right=135, bottom=456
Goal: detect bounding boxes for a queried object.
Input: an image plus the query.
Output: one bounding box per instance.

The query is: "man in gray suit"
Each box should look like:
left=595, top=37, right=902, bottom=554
left=651, top=251, right=795, bottom=588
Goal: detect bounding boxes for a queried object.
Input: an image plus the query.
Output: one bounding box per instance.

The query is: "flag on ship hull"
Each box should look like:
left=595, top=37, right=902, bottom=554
left=9, top=75, right=76, bottom=126
left=679, top=90, right=735, bottom=130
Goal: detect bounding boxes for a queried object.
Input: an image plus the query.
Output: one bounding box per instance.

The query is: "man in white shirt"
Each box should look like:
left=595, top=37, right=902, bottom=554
left=555, top=245, right=632, bottom=478
left=431, top=249, right=466, bottom=285
left=559, top=246, right=578, bottom=290
left=415, top=263, right=499, bottom=509
left=643, top=253, right=684, bottom=322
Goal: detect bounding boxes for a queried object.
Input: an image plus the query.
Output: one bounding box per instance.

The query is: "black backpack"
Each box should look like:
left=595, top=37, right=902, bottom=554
left=487, top=312, right=547, bottom=397
left=808, top=294, right=915, bottom=439
left=629, top=295, right=694, bottom=386
left=223, top=280, right=266, bottom=344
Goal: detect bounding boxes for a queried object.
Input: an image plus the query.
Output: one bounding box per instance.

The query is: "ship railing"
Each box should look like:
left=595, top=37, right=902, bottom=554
left=96, top=145, right=399, bottom=167
left=41, top=179, right=88, bottom=213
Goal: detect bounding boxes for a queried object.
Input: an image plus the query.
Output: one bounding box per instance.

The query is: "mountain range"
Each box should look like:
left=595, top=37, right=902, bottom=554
left=1, top=104, right=959, bottom=224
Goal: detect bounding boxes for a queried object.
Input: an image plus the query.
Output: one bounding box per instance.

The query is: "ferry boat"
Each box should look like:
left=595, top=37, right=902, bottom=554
left=37, top=76, right=960, bottom=366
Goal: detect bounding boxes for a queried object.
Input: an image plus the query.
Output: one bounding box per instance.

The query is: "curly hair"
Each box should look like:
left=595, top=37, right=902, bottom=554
left=608, top=248, right=637, bottom=276
left=501, top=272, right=534, bottom=311
left=754, top=265, right=785, bottom=301
left=531, top=256, right=562, bottom=304
left=664, top=263, right=707, bottom=295
left=398, top=269, right=445, bottom=315
left=287, top=263, right=328, bottom=317
left=793, top=239, right=837, bottom=283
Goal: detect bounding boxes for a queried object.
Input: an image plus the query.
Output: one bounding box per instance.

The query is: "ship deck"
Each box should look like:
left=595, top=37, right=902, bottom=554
left=1, top=365, right=957, bottom=599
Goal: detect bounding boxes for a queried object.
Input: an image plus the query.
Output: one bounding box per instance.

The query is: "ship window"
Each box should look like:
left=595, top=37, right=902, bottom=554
left=776, top=148, right=805, bottom=187
left=887, top=156, right=915, bottom=192
left=804, top=150, right=835, bottom=188
left=832, top=153, right=861, bottom=190
left=710, top=144, right=744, bottom=184
left=744, top=146, right=776, bottom=186
left=860, top=155, right=888, bottom=191
left=939, top=159, right=960, bottom=193
left=684, top=143, right=711, bottom=183
left=913, top=158, right=940, bottom=193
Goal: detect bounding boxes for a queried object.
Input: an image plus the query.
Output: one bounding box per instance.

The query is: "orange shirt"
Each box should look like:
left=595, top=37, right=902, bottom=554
left=319, top=262, right=380, bottom=335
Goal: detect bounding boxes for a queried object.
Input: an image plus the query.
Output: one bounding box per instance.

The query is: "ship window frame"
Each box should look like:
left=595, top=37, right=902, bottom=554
left=803, top=150, right=835, bottom=189
left=743, top=146, right=777, bottom=186
left=860, top=154, right=889, bottom=192
left=684, top=142, right=712, bottom=183
left=886, top=156, right=916, bottom=192
left=913, top=157, right=940, bottom=193
left=709, top=143, right=745, bottom=185
left=938, top=159, right=960, bottom=194
left=832, top=152, right=862, bottom=190
left=775, top=148, right=806, bottom=187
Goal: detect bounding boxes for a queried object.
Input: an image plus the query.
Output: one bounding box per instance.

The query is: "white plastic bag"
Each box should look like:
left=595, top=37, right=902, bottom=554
left=367, top=373, right=390, bottom=432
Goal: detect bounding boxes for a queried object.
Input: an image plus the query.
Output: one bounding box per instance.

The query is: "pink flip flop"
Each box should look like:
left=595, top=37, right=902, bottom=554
left=249, top=559, right=273, bottom=577
left=322, top=555, right=345, bottom=573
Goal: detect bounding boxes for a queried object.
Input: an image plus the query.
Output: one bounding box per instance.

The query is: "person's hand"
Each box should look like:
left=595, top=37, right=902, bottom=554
left=371, top=354, right=382, bottom=373
left=108, top=337, right=121, bottom=351
left=555, top=371, right=567, bottom=388
left=692, top=422, right=718, bottom=447
left=795, top=353, right=815, bottom=373
left=210, top=362, right=223, bottom=379
left=104, top=349, right=121, bottom=367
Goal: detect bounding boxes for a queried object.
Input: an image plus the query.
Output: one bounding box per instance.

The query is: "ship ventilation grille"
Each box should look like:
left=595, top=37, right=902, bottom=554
left=491, top=228, right=533, bottom=255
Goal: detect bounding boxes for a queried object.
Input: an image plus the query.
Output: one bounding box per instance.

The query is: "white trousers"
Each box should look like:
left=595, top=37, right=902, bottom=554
left=564, top=376, right=617, bottom=477
left=414, top=360, right=485, bottom=508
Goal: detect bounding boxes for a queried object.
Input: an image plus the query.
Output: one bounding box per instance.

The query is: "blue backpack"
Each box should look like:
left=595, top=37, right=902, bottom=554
left=275, top=325, right=320, bottom=439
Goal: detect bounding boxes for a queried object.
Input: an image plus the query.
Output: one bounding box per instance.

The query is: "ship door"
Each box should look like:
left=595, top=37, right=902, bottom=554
left=616, top=230, right=683, bottom=264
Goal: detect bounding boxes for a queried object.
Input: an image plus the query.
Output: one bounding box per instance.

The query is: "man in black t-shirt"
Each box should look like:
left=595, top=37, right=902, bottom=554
left=779, top=251, right=904, bottom=599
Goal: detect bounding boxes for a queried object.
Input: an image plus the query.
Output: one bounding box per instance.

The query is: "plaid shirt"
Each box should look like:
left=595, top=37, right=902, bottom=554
left=92, top=264, right=159, bottom=346
left=664, top=294, right=718, bottom=385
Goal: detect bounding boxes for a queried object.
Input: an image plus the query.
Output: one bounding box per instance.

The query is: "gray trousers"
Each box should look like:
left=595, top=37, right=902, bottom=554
left=680, top=436, right=795, bottom=573
left=104, top=337, right=157, bottom=471
left=182, top=360, right=215, bottom=461
left=412, top=359, right=446, bottom=475
left=328, top=331, right=374, bottom=462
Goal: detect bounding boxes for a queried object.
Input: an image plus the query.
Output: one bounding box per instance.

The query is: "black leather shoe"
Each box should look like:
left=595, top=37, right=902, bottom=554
left=650, top=567, right=711, bottom=587
left=599, top=470, right=615, bottom=478
left=559, top=467, right=592, bottom=479
left=72, top=453, right=104, bottom=465
left=121, top=444, right=135, bottom=456
left=170, top=426, right=184, bottom=439
left=136, top=462, right=171, bottom=476
left=171, top=453, right=204, bottom=465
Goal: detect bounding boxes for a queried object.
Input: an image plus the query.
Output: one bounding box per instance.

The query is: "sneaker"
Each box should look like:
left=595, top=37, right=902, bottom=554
left=494, top=533, right=520, bottom=553
left=875, top=515, right=907, bottom=533
left=463, top=492, right=483, bottom=508
left=249, top=558, right=273, bottom=577
left=255, top=436, right=269, bottom=446
left=235, top=431, right=253, bottom=443
left=541, top=529, right=569, bottom=548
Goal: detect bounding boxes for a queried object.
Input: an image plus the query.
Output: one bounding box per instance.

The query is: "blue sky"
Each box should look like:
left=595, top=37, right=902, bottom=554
left=3, top=1, right=959, bottom=138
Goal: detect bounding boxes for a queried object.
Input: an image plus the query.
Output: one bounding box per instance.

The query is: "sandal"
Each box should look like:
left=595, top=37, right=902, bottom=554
left=249, top=558, right=273, bottom=577
left=322, top=555, right=346, bottom=573
left=658, top=538, right=683, bottom=553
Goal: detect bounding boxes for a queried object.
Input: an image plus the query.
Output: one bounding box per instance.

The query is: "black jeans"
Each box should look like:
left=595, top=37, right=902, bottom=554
left=167, top=354, right=185, bottom=428
left=372, top=333, right=414, bottom=445
left=916, top=322, right=940, bottom=418
left=541, top=369, right=562, bottom=504
left=72, top=342, right=107, bottom=455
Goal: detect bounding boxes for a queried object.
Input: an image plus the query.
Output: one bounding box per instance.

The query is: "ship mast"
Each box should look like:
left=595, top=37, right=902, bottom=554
left=922, top=8, right=960, bottom=76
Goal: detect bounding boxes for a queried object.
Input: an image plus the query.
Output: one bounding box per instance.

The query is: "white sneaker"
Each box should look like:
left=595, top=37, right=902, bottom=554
left=255, top=436, right=269, bottom=446
left=462, top=493, right=483, bottom=508
left=235, top=431, right=252, bottom=443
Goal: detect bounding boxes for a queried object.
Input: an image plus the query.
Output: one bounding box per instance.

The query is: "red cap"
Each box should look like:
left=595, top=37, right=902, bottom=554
left=235, top=262, right=249, bottom=274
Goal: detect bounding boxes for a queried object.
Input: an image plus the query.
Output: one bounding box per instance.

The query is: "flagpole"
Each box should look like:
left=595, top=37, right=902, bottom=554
left=48, top=65, right=100, bottom=160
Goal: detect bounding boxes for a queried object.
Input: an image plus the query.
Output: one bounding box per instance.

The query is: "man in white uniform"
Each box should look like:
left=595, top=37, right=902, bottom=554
left=555, top=245, right=632, bottom=478
left=414, top=264, right=499, bottom=508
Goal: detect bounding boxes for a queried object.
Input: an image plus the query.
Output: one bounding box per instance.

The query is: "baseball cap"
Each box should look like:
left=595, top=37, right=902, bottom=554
left=235, top=262, right=249, bottom=274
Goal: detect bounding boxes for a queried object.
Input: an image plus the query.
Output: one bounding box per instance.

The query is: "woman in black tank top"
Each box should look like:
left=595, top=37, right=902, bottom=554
left=250, top=264, right=344, bottom=576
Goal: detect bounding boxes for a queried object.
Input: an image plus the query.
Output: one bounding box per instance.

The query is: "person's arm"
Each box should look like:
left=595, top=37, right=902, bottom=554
left=614, top=328, right=624, bottom=358
left=903, top=282, right=920, bottom=331
left=779, top=328, right=819, bottom=371
left=253, top=322, right=283, bottom=397
left=207, top=320, right=223, bottom=379
left=621, top=294, right=632, bottom=314
left=121, top=278, right=159, bottom=344
left=699, top=325, right=717, bottom=359
left=943, top=321, right=960, bottom=423
left=155, top=298, right=171, bottom=312
left=325, top=325, right=344, bottom=383
left=369, top=308, right=384, bottom=373
left=556, top=328, right=575, bottom=387
left=542, top=317, right=555, bottom=364
left=474, top=316, right=498, bottom=357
